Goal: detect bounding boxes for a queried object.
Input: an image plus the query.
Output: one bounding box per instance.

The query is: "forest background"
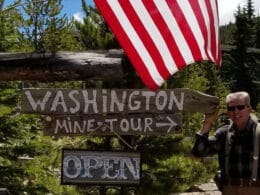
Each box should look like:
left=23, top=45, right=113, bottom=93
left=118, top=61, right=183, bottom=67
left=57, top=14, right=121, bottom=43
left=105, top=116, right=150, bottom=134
left=0, top=0, right=260, bottom=194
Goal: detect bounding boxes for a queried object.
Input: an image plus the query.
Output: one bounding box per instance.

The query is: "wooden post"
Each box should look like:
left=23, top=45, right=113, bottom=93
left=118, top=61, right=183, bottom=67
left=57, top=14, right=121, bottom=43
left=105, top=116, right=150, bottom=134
left=100, top=186, right=106, bottom=195
left=120, top=186, right=128, bottom=195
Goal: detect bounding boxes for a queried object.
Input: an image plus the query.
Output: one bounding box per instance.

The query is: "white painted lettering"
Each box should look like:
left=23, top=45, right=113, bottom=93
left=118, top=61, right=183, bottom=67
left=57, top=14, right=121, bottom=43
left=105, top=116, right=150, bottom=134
left=55, top=119, right=69, bottom=134
left=81, top=156, right=103, bottom=178
left=144, top=118, right=153, bottom=132
left=120, top=158, right=140, bottom=180
left=130, top=118, right=142, bottom=132
left=50, top=91, right=68, bottom=112
left=68, top=90, right=80, bottom=114
left=141, top=91, right=155, bottom=110
left=63, top=154, right=140, bottom=182
left=168, top=91, right=184, bottom=111
left=120, top=118, right=129, bottom=132
left=110, top=90, right=127, bottom=112
left=63, top=155, right=82, bottom=178
left=105, top=119, right=117, bottom=132
left=67, top=117, right=73, bottom=133
left=73, top=120, right=86, bottom=133
left=83, top=90, right=98, bottom=113
left=128, top=91, right=141, bottom=110
left=101, top=158, right=120, bottom=179
left=25, top=90, right=52, bottom=111
left=155, top=91, right=167, bottom=110
left=102, top=89, right=108, bottom=113
left=87, top=119, right=95, bottom=132
left=25, top=89, right=187, bottom=114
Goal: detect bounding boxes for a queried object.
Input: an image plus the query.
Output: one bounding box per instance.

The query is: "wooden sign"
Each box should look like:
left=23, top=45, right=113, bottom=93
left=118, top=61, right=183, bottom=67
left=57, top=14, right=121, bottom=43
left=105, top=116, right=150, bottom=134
left=42, top=114, right=182, bottom=136
left=21, top=88, right=219, bottom=115
left=61, top=149, right=141, bottom=185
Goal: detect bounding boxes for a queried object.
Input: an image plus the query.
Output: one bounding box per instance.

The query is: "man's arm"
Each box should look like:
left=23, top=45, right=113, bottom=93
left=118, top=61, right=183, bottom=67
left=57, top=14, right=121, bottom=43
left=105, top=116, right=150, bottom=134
left=192, top=110, right=219, bottom=157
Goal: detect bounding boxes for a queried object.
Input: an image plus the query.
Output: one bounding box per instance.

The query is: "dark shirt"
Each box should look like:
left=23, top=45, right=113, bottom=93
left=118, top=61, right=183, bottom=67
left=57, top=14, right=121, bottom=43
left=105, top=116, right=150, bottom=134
left=192, top=117, right=259, bottom=180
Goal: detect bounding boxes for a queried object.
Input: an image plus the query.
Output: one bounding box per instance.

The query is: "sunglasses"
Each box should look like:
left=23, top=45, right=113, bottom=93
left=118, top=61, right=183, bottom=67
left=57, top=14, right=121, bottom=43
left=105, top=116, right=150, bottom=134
left=227, top=105, right=247, bottom=111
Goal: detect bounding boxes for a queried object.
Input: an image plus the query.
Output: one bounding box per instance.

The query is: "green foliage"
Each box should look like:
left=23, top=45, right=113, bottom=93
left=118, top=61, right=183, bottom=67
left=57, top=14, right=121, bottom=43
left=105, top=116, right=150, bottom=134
left=256, top=17, right=260, bottom=48
left=0, top=82, right=79, bottom=194
left=139, top=155, right=215, bottom=194
left=137, top=135, right=192, bottom=165
left=220, top=1, right=259, bottom=108
left=74, top=0, right=119, bottom=49
left=22, top=0, right=80, bottom=53
left=220, top=23, right=236, bottom=45
left=245, top=0, right=256, bottom=47
left=42, top=0, right=81, bottom=52
left=0, top=0, right=24, bottom=52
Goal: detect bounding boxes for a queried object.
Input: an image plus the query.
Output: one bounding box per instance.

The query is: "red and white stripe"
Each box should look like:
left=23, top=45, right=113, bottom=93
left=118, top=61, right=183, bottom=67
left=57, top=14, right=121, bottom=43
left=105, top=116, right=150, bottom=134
left=94, top=0, right=221, bottom=90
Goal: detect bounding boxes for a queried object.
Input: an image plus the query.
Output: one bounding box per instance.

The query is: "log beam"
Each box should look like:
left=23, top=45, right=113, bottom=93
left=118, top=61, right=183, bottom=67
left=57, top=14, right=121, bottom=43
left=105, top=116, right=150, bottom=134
left=1, top=46, right=260, bottom=82
left=0, top=50, right=125, bottom=82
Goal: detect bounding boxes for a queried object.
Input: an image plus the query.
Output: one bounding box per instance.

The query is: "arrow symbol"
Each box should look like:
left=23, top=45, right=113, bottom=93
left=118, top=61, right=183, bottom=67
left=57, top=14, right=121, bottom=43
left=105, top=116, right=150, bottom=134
left=156, top=116, right=178, bottom=133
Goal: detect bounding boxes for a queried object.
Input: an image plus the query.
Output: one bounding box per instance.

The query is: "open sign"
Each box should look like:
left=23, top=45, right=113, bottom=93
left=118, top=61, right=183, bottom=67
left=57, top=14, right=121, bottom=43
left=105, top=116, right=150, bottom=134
left=61, top=149, right=141, bottom=185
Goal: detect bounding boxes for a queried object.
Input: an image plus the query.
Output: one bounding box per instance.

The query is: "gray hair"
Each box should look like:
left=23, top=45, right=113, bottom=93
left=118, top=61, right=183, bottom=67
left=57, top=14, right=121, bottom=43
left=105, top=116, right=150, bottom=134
left=226, top=91, right=251, bottom=106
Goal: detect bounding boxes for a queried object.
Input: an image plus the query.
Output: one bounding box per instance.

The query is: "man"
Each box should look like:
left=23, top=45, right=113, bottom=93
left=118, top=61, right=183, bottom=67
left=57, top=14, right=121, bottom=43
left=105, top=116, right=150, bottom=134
left=192, top=91, right=260, bottom=195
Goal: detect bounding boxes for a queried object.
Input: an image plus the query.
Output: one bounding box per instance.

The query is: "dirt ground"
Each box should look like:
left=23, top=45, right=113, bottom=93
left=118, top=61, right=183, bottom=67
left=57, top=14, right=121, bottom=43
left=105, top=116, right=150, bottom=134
left=172, top=180, right=221, bottom=195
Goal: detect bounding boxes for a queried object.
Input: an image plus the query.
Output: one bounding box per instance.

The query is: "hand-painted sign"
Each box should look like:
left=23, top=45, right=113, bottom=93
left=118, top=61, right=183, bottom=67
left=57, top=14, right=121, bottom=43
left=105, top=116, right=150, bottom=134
left=21, top=88, right=219, bottom=114
left=61, top=149, right=141, bottom=185
left=43, top=114, right=182, bottom=136
left=21, top=88, right=219, bottom=135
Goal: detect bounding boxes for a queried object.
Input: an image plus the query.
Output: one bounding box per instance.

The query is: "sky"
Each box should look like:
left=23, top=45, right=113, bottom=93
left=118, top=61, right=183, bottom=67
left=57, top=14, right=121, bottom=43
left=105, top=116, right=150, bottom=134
left=218, top=0, right=260, bottom=25
left=3, top=0, right=260, bottom=25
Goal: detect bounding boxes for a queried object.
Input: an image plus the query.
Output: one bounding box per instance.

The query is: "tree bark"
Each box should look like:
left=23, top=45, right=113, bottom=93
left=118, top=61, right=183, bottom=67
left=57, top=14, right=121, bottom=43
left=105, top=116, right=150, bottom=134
left=0, top=50, right=125, bottom=82
left=1, top=46, right=260, bottom=82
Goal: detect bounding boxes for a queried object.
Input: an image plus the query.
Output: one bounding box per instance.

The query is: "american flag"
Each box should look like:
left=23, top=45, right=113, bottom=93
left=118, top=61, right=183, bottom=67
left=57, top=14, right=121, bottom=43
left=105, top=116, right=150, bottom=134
left=94, top=0, right=222, bottom=90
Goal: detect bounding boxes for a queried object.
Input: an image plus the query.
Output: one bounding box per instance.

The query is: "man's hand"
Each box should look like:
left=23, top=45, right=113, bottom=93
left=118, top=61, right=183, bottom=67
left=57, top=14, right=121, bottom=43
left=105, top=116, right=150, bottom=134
left=204, top=109, right=219, bottom=125
left=200, top=109, right=219, bottom=134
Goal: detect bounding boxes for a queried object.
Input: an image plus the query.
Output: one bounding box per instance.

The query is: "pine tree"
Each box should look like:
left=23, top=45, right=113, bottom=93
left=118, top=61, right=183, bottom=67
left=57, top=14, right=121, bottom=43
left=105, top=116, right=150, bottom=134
left=75, top=0, right=119, bottom=49
left=0, top=0, right=4, bottom=10
left=221, top=3, right=258, bottom=108
left=246, top=0, right=256, bottom=47
left=23, top=0, right=45, bottom=52
left=0, top=0, right=24, bottom=52
left=0, top=81, right=81, bottom=194
left=0, top=82, right=44, bottom=193
left=23, top=0, right=78, bottom=53
left=220, top=22, right=235, bottom=45
left=42, top=0, right=81, bottom=53
left=256, top=16, right=260, bottom=48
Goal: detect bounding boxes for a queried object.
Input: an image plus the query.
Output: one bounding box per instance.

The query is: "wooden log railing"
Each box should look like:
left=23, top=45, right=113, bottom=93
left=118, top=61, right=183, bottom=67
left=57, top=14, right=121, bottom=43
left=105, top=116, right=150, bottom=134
left=0, top=50, right=125, bottom=82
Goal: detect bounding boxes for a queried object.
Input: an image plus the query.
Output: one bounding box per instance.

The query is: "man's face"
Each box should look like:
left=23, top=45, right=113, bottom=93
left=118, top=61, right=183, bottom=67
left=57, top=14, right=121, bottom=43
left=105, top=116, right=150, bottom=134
left=227, top=98, right=251, bottom=129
